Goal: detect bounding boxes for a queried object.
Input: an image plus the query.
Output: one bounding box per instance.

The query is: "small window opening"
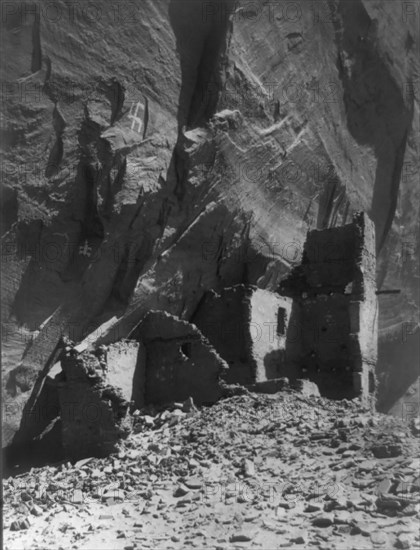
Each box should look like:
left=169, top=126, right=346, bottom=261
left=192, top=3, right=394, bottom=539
left=277, top=308, right=287, bottom=336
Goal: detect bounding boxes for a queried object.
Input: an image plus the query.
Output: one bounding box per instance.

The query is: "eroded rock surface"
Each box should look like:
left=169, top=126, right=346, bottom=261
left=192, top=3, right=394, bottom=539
left=2, top=0, right=419, bottom=447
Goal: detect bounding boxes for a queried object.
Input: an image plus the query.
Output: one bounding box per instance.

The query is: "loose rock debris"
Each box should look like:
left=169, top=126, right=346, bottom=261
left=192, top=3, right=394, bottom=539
left=4, top=390, right=420, bottom=549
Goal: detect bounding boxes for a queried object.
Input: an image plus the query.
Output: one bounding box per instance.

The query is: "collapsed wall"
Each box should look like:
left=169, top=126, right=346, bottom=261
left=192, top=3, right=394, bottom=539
left=192, top=285, right=292, bottom=385
left=53, top=312, right=228, bottom=456
left=130, top=311, right=228, bottom=406
left=4, top=312, right=227, bottom=463
left=55, top=346, right=133, bottom=459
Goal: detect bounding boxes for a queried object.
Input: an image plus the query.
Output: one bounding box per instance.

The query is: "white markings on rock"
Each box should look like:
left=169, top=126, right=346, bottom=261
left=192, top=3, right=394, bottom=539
left=128, top=101, right=145, bottom=134
left=78, top=239, right=92, bottom=257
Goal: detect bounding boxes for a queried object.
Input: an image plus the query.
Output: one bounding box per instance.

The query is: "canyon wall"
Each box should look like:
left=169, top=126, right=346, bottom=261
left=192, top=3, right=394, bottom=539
left=2, top=0, right=419, bottom=447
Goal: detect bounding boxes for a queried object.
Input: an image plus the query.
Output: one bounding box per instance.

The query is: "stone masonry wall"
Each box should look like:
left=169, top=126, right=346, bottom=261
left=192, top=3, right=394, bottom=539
left=193, top=285, right=292, bottom=385
left=57, top=348, right=131, bottom=459
left=192, top=287, right=253, bottom=385
left=278, top=212, right=377, bottom=401
left=132, top=311, right=228, bottom=406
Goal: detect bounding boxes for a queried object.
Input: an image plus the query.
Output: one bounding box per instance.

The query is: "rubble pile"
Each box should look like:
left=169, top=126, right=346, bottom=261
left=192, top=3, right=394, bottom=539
left=4, top=390, right=420, bottom=550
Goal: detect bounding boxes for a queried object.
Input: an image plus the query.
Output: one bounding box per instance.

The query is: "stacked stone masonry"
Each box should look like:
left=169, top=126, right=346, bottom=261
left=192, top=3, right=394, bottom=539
left=6, top=213, right=377, bottom=460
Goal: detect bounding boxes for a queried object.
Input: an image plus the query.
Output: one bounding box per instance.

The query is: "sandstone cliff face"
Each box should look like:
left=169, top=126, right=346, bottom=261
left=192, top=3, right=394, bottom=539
left=2, top=0, right=419, bottom=446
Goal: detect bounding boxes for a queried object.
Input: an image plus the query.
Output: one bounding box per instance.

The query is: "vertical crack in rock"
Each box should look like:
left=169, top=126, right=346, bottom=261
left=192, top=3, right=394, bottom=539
left=317, top=172, right=348, bottom=230
left=1, top=185, right=18, bottom=235
left=45, top=104, right=66, bottom=178
left=109, top=235, right=154, bottom=306
left=99, top=79, right=126, bottom=126
left=329, top=0, right=413, bottom=253
left=169, top=0, right=235, bottom=130
left=71, top=111, right=110, bottom=250
left=30, top=5, right=42, bottom=73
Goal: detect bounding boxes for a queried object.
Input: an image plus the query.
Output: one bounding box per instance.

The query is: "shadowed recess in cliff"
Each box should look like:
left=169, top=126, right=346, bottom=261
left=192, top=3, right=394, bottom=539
left=169, top=0, right=235, bottom=130
left=108, top=235, right=155, bottom=306
left=376, top=326, right=420, bottom=413
left=10, top=219, right=50, bottom=327
left=99, top=78, right=126, bottom=126
left=329, top=0, right=413, bottom=253
left=1, top=185, right=18, bottom=235
left=80, top=164, right=105, bottom=239
left=316, top=166, right=350, bottom=230
left=31, top=5, right=42, bottom=73
left=45, top=104, right=66, bottom=178
left=71, top=111, right=112, bottom=245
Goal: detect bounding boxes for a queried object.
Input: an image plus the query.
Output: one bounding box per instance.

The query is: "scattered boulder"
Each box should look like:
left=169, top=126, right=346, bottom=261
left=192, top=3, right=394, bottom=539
left=371, top=443, right=403, bottom=458
left=293, top=379, right=321, bottom=397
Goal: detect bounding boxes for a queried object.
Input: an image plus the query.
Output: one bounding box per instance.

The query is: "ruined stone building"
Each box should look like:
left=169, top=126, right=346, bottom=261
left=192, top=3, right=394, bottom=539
left=192, top=286, right=292, bottom=386
left=7, top=213, right=377, bottom=461
left=130, top=311, right=228, bottom=407
left=53, top=213, right=378, bottom=456
left=277, top=212, right=377, bottom=401
left=12, top=341, right=144, bottom=460
left=193, top=212, right=377, bottom=402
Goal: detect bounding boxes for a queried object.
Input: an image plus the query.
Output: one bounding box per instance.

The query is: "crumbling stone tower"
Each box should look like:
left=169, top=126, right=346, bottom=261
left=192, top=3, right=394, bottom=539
left=279, top=212, right=378, bottom=403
